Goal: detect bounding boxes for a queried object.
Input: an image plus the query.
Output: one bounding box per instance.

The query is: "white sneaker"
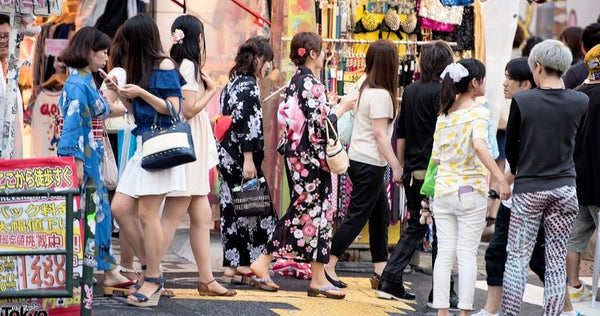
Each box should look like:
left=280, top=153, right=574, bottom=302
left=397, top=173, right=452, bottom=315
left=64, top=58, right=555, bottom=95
left=568, top=280, right=592, bottom=302
left=470, top=309, right=499, bottom=316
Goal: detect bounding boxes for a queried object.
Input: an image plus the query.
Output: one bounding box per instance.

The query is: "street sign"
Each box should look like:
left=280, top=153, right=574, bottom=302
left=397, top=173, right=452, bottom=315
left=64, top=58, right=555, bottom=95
left=0, top=157, right=82, bottom=315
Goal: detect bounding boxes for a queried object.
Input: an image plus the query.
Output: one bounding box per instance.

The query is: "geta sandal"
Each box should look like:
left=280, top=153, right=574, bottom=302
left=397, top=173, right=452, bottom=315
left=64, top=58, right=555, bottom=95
left=103, top=281, right=135, bottom=296
left=307, top=285, right=345, bottom=299
left=222, top=272, right=255, bottom=285
left=252, top=277, right=279, bottom=292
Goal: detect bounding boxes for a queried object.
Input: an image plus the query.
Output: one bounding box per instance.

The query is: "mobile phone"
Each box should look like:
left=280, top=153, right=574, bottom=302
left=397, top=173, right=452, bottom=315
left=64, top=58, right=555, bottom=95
left=98, top=68, right=109, bottom=78
left=99, top=69, right=116, bottom=86
left=458, top=185, right=474, bottom=194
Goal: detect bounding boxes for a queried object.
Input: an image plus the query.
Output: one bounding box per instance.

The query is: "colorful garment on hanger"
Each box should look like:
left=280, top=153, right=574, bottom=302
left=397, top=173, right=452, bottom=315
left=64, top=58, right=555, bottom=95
left=432, top=6, right=475, bottom=51
left=419, top=0, right=464, bottom=25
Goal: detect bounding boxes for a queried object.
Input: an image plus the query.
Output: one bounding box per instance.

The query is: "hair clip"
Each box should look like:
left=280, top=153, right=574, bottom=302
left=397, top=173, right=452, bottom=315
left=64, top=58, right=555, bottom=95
left=172, top=29, right=185, bottom=45
left=440, top=63, right=469, bottom=83
left=297, top=47, right=306, bottom=57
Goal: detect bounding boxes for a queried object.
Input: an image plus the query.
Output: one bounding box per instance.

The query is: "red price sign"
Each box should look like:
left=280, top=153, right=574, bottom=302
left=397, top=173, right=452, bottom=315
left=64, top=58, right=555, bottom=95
left=19, top=255, right=67, bottom=290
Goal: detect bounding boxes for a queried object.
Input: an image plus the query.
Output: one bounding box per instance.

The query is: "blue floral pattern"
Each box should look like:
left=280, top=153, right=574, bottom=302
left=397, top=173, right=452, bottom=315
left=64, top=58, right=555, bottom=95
left=57, top=69, right=115, bottom=270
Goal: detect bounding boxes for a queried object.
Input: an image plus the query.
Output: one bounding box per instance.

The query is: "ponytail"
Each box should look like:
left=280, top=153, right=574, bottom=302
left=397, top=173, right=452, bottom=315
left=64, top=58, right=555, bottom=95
left=439, top=74, right=458, bottom=115
left=438, top=59, right=486, bottom=115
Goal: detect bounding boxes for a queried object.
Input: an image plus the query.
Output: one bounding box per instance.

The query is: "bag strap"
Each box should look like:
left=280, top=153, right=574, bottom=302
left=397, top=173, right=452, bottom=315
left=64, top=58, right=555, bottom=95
left=324, top=116, right=339, bottom=142
left=151, top=99, right=181, bottom=129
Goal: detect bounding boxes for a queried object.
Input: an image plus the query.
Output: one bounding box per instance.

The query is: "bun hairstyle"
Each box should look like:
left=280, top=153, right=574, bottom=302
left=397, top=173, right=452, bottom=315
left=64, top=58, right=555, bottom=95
left=439, top=58, right=485, bottom=115
left=229, top=36, right=273, bottom=79
left=289, top=32, right=322, bottom=66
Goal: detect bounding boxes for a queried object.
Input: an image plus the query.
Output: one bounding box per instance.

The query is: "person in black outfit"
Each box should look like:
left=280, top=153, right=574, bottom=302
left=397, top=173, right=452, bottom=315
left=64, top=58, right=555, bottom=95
left=375, top=40, right=457, bottom=306
left=563, top=23, right=600, bottom=89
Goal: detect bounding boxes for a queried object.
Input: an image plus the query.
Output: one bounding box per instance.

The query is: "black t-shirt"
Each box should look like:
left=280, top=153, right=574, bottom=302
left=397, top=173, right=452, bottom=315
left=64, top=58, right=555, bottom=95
left=505, top=88, right=589, bottom=194
left=563, top=63, right=588, bottom=90
left=574, top=83, right=600, bottom=206
left=396, top=81, right=440, bottom=173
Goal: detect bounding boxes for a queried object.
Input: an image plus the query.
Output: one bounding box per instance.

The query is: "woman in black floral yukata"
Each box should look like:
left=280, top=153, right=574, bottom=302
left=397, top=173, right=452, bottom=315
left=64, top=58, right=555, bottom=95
left=217, top=37, right=277, bottom=283
left=250, top=32, right=356, bottom=299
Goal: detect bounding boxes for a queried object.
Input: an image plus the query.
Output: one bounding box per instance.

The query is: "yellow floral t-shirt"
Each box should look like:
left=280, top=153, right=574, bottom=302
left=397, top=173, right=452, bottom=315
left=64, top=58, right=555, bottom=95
left=431, top=104, right=490, bottom=198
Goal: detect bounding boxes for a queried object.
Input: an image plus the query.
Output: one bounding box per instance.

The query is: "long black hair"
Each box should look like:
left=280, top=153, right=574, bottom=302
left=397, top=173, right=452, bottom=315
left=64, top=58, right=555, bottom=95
left=121, top=14, right=172, bottom=89
left=439, top=58, right=486, bottom=115
left=229, top=36, right=273, bottom=79
left=170, top=15, right=205, bottom=85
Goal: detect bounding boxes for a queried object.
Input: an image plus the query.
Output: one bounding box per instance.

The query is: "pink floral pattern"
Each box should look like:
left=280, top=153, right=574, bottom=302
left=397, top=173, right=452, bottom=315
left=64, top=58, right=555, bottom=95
left=267, top=66, right=337, bottom=263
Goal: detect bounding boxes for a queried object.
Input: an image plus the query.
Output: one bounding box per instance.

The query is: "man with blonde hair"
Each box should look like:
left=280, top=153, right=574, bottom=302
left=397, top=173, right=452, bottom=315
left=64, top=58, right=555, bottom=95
left=502, top=40, right=589, bottom=316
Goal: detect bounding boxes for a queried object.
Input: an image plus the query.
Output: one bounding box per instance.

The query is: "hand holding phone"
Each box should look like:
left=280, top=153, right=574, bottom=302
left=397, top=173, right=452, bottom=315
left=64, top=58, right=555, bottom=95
left=99, top=69, right=118, bottom=90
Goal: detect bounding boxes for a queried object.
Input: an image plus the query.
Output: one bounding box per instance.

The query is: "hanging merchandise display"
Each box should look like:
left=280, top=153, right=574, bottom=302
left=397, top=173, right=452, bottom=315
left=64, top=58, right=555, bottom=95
left=379, top=8, right=404, bottom=39
left=354, top=1, right=380, bottom=33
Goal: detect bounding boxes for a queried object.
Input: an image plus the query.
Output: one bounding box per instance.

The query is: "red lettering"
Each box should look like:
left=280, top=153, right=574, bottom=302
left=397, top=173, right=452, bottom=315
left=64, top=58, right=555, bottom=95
left=40, top=103, right=59, bottom=116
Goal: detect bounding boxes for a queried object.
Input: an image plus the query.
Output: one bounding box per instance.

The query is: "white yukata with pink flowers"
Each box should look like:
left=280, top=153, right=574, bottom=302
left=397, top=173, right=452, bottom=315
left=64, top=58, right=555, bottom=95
left=266, top=66, right=338, bottom=263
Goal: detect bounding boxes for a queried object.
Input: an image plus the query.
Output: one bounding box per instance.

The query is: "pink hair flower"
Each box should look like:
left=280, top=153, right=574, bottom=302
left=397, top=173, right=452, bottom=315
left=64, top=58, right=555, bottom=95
left=297, top=47, right=306, bottom=57
left=172, top=29, right=185, bottom=44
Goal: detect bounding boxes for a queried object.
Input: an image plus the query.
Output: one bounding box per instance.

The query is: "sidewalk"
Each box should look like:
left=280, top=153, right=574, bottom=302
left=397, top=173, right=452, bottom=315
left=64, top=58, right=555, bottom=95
left=103, top=213, right=598, bottom=315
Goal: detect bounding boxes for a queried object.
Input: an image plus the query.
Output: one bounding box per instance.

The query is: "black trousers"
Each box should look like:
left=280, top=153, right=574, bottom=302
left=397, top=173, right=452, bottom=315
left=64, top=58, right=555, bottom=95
left=485, top=203, right=546, bottom=285
left=380, top=173, right=440, bottom=287
left=330, top=160, right=390, bottom=262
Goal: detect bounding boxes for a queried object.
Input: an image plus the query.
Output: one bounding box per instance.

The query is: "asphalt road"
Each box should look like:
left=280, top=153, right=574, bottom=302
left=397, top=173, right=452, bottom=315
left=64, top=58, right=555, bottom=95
left=92, top=269, right=545, bottom=316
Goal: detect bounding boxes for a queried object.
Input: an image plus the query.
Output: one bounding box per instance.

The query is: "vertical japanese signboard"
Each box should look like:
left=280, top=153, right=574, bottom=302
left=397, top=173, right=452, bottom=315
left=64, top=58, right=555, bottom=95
left=0, top=157, right=83, bottom=315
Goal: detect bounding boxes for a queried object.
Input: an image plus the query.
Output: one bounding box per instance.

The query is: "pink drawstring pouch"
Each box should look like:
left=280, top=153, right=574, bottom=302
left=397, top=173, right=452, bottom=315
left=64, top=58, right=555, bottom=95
left=277, top=95, right=306, bottom=150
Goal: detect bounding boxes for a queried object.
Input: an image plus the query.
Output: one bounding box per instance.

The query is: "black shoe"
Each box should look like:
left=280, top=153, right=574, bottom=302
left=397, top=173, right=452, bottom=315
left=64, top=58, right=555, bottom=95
left=324, top=270, right=347, bottom=288
left=375, top=280, right=415, bottom=301
left=426, top=288, right=459, bottom=311
left=449, top=287, right=459, bottom=310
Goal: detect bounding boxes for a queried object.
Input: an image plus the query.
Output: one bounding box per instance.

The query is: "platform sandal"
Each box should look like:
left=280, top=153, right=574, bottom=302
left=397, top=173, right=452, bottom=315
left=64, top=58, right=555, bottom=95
left=126, top=276, right=164, bottom=307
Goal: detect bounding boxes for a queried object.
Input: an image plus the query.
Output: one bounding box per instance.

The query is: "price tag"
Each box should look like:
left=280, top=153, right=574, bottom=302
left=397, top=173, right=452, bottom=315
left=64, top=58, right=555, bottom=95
left=19, top=255, right=67, bottom=290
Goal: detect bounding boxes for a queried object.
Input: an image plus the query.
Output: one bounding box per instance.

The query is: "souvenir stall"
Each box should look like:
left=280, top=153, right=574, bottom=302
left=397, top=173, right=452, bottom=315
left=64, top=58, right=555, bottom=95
left=275, top=0, right=485, bottom=251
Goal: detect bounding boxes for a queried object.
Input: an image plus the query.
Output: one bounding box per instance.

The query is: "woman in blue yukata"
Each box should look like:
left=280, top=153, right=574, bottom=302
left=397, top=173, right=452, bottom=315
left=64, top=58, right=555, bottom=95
left=57, top=26, right=131, bottom=295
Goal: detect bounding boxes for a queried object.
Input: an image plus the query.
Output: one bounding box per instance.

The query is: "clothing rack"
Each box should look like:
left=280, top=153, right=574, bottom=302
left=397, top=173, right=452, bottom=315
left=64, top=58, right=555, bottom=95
left=281, top=37, right=458, bottom=46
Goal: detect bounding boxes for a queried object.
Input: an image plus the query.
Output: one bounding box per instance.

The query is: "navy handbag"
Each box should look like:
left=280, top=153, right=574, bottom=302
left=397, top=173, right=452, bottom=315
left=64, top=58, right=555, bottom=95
left=440, top=0, right=474, bottom=6
left=141, top=100, right=196, bottom=170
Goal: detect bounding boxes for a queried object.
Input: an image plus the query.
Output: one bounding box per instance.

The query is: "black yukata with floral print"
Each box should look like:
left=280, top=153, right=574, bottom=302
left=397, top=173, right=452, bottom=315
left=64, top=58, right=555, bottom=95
left=217, top=74, right=277, bottom=267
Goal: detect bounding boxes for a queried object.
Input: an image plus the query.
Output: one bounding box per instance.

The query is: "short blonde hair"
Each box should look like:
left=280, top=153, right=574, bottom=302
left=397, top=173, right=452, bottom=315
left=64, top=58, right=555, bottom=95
left=527, top=39, right=572, bottom=76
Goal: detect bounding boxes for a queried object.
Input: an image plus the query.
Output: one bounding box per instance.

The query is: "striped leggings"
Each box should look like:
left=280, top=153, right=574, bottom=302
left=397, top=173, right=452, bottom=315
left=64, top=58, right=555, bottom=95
left=501, top=185, right=578, bottom=316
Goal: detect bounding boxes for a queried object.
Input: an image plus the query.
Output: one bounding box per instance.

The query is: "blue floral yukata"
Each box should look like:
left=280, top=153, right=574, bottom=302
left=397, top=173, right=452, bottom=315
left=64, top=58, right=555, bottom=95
left=57, top=69, right=115, bottom=271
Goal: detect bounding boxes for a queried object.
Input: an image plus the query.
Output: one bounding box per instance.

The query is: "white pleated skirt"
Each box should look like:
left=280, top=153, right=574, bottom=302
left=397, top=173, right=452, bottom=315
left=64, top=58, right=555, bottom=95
left=116, top=136, right=186, bottom=198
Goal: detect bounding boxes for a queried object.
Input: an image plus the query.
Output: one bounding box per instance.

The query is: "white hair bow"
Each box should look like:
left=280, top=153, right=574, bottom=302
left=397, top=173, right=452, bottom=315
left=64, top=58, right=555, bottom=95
left=440, top=63, right=469, bottom=83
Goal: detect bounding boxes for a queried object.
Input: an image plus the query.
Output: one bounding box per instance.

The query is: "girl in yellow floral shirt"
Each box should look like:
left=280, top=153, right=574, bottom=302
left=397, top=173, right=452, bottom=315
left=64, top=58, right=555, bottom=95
left=430, top=59, right=510, bottom=316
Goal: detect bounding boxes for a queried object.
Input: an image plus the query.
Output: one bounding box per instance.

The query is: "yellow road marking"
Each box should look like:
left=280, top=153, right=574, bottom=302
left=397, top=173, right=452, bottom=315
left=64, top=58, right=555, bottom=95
left=172, top=277, right=416, bottom=315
